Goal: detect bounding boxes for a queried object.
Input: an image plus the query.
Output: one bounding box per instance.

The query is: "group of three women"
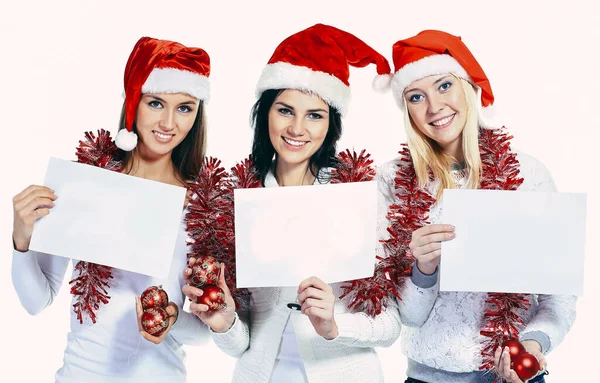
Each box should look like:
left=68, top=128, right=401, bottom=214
left=11, top=24, right=575, bottom=383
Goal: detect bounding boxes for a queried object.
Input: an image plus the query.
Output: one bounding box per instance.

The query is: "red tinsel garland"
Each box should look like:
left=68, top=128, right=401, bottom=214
left=342, top=129, right=527, bottom=377
left=477, top=129, right=528, bottom=378
left=70, top=129, right=122, bottom=324
left=185, top=157, right=261, bottom=310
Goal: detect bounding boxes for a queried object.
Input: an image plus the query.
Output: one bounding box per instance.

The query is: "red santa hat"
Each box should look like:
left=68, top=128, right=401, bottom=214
left=255, top=23, right=392, bottom=116
left=391, top=30, right=499, bottom=129
left=116, top=37, right=211, bottom=151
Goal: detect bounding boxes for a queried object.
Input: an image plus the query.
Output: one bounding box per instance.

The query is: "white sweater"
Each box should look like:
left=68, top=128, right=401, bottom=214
left=212, top=170, right=402, bottom=383
left=11, top=209, right=210, bottom=383
left=376, top=151, right=577, bottom=375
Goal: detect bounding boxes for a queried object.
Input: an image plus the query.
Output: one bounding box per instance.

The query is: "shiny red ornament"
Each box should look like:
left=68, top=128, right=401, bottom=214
left=141, top=285, right=169, bottom=310
left=191, top=256, right=221, bottom=287
left=502, top=339, right=526, bottom=358
left=512, top=352, right=540, bottom=381
left=141, top=307, right=170, bottom=337
left=196, top=284, right=226, bottom=311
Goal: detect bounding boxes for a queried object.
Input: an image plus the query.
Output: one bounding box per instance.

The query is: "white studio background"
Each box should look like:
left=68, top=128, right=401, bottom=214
left=1, top=1, right=598, bottom=381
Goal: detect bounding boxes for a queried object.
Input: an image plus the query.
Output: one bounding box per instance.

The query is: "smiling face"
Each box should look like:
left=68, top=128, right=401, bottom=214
left=404, top=74, right=468, bottom=157
left=268, top=89, right=330, bottom=170
left=135, top=93, right=199, bottom=158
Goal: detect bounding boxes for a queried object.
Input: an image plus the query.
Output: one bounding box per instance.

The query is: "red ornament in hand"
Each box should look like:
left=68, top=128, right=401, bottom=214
left=502, top=339, right=526, bottom=358
left=512, top=352, right=540, bottom=381
left=141, top=307, right=170, bottom=337
left=196, top=284, right=226, bottom=311
left=191, top=256, right=221, bottom=287
left=141, top=285, right=169, bottom=309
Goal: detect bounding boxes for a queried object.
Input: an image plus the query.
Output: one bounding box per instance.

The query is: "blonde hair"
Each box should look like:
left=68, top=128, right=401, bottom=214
left=403, top=75, right=481, bottom=199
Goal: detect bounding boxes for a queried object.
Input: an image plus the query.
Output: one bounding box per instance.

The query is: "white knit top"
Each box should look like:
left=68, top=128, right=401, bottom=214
left=11, top=209, right=210, bottom=382
left=211, top=169, right=402, bottom=383
left=376, top=150, right=577, bottom=374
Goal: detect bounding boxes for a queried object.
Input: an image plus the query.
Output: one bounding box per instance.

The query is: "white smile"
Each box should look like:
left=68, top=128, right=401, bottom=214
left=430, top=113, right=456, bottom=127
left=153, top=131, right=174, bottom=140
left=283, top=137, right=308, bottom=147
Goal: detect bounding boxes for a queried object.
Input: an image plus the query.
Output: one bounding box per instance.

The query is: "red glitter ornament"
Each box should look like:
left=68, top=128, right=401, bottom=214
left=501, top=339, right=526, bottom=359
left=512, top=352, right=540, bottom=381
left=141, top=307, right=170, bottom=337
left=196, top=285, right=226, bottom=311
left=140, top=285, right=169, bottom=310
left=191, top=256, right=221, bottom=287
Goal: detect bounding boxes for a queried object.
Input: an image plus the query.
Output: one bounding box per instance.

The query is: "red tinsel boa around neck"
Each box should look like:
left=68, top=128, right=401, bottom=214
left=70, top=130, right=379, bottom=322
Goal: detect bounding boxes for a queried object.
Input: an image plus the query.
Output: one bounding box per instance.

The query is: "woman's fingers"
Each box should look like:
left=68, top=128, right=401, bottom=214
left=20, top=197, right=55, bottom=217
left=14, top=185, right=56, bottom=204
left=302, top=305, right=331, bottom=319
left=412, top=224, right=454, bottom=237
left=182, top=285, right=203, bottom=301
left=298, top=286, right=328, bottom=304
left=298, top=276, right=331, bottom=294
left=413, top=231, right=455, bottom=248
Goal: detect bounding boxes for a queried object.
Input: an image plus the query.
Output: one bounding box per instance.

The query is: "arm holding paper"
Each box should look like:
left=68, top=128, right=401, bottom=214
left=376, top=164, right=441, bottom=327
left=11, top=185, right=70, bottom=315
left=11, top=248, right=70, bottom=315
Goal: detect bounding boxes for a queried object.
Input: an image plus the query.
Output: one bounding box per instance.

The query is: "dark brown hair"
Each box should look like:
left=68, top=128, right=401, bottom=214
left=250, top=89, right=342, bottom=185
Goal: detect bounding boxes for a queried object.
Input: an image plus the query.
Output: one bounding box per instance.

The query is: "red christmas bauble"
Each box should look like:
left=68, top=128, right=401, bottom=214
left=512, top=352, right=540, bottom=381
left=196, top=284, right=226, bottom=311
left=191, top=256, right=221, bottom=287
left=141, top=285, right=169, bottom=310
left=502, top=339, right=526, bottom=358
left=141, top=307, right=170, bottom=337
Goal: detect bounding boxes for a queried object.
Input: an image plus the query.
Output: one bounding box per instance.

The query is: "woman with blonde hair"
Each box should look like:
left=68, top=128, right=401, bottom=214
left=377, top=30, right=576, bottom=383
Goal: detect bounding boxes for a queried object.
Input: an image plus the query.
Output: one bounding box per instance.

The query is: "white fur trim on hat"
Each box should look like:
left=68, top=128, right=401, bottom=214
left=372, top=73, right=392, bottom=93
left=115, top=129, right=138, bottom=151
left=255, top=62, right=350, bottom=115
left=391, top=54, right=470, bottom=109
left=476, top=86, right=501, bottom=129
left=142, top=68, right=210, bottom=103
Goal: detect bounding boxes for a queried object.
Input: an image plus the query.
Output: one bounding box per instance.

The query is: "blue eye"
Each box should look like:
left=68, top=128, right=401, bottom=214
left=439, top=81, right=452, bottom=91
left=408, top=94, right=424, bottom=103
left=178, top=105, right=192, bottom=113
left=278, top=108, right=293, bottom=116
left=308, top=113, right=323, bottom=120
left=149, top=100, right=163, bottom=109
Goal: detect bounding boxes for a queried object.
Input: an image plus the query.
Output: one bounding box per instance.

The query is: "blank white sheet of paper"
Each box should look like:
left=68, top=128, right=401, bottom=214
left=29, top=157, right=186, bottom=278
left=440, top=189, right=586, bottom=296
left=234, top=181, right=378, bottom=288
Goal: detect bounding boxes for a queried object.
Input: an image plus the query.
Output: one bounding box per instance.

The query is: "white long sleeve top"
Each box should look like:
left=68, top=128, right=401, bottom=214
left=11, top=209, right=210, bottom=383
left=211, top=169, right=402, bottom=383
left=376, top=150, right=577, bottom=375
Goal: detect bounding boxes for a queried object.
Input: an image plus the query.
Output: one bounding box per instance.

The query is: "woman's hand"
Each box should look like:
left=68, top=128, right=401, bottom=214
left=408, top=224, right=455, bottom=274
left=182, top=261, right=236, bottom=333
left=12, top=185, right=57, bottom=252
left=494, top=340, right=546, bottom=382
left=298, top=276, right=337, bottom=340
left=135, top=298, right=178, bottom=344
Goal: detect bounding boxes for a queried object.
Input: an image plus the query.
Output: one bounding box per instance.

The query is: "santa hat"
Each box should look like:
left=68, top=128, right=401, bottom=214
left=116, top=37, right=211, bottom=151
left=255, top=23, right=392, bottom=116
left=391, top=30, right=499, bottom=129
